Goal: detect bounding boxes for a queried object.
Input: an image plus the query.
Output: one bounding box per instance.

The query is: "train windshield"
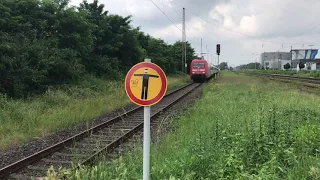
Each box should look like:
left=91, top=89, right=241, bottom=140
left=193, top=63, right=205, bottom=68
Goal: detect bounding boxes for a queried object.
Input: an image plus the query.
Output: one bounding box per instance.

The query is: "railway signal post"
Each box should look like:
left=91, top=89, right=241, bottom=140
left=125, top=59, right=168, bottom=180
left=217, top=44, right=221, bottom=77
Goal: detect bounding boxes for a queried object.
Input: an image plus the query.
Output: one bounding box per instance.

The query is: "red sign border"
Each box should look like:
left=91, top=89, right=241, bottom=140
left=125, top=62, right=168, bottom=107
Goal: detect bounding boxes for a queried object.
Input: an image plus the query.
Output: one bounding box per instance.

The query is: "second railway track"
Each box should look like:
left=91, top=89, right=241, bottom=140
left=246, top=73, right=320, bottom=86
left=0, top=82, right=203, bottom=180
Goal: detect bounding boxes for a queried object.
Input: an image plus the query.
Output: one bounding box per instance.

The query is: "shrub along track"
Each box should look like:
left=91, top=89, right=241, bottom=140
left=0, top=82, right=207, bottom=180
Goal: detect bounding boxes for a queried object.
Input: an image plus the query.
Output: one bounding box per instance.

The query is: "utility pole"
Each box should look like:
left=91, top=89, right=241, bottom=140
left=211, top=54, right=213, bottom=65
left=255, top=59, right=257, bottom=69
left=309, top=45, right=314, bottom=69
left=290, top=46, right=292, bottom=70
left=201, top=38, right=203, bottom=58
left=182, top=7, right=186, bottom=73
left=200, top=38, right=206, bottom=58
left=206, top=45, right=209, bottom=60
left=216, top=44, right=220, bottom=68
left=310, top=45, right=314, bottom=50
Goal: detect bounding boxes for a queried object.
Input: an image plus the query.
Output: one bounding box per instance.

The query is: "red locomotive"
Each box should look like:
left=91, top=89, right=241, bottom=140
left=190, top=59, right=219, bottom=82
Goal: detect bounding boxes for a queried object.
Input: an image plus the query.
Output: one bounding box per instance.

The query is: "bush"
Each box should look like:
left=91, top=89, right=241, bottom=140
left=0, top=0, right=197, bottom=99
left=283, top=63, right=291, bottom=70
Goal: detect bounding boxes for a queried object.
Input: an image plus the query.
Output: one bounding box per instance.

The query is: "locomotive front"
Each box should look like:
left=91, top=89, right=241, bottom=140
left=190, top=59, right=208, bottom=82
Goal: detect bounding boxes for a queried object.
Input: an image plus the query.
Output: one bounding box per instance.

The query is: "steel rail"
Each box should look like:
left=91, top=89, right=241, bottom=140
left=81, top=83, right=202, bottom=166
left=0, top=82, right=195, bottom=179
left=246, top=73, right=320, bottom=84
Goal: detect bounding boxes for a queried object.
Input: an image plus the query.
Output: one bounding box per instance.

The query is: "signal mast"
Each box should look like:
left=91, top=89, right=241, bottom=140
left=200, top=38, right=206, bottom=59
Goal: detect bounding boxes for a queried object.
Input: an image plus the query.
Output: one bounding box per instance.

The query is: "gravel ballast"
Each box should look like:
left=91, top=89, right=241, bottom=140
left=0, top=85, right=189, bottom=169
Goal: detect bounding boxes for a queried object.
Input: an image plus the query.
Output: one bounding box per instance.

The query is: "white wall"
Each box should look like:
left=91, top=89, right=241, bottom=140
left=292, top=49, right=319, bottom=60
left=311, top=63, right=317, bottom=70
left=292, top=50, right=305, bottom=60
left=264, top=59, right=281, bottom=69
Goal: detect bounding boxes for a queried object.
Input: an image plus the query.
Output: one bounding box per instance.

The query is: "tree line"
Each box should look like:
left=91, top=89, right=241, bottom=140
left=235, top=62, right=261, bottom=70
left=0, top=0, right=198, bottom=98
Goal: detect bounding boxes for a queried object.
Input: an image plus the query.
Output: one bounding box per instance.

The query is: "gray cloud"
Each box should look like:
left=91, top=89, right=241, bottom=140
left=70, top=0, right=320, bottom=66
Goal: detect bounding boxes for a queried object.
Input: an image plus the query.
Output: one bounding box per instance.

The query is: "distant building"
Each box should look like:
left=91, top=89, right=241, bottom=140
left=263, top=59, right=291, bottom=69
left=290, top=49, right=320, bottom=70
left=291, top=49, right=318, bottom=60
left=260, top=52, right=291, bottom=69
left=264, top=60, right=280, bottom=69
left=292, top=59, right=320, bottom=71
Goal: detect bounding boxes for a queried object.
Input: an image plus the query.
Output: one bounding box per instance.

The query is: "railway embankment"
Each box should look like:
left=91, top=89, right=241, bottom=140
left=53, top=71, right=320, bottom=179
left=0, top=74, right=190, bottom=152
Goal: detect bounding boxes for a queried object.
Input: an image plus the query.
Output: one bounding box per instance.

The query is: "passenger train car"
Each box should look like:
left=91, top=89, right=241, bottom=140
left=190, top=59, right=219, bottom=82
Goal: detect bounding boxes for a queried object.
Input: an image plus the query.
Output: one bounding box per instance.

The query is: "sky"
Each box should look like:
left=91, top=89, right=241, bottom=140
left=70, top=0, right=320, bottom=67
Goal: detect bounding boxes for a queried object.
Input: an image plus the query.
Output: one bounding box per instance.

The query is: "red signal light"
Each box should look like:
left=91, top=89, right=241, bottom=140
left=216, top=44, right=220, bottom=55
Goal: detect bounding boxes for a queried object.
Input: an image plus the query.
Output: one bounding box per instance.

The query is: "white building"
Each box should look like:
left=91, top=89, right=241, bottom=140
left=310, top=63, right=320, bottom=70
left=264, top=59, right=292, bottom=70
left=261, top=52, right=292, bottom=67
left=264, top=60, right=280, bottom=69
left=289, top=49, right=319, bottom=70
left=292, top=59, right=320, bottom=71
left=291, top=49, right=319, bottom=60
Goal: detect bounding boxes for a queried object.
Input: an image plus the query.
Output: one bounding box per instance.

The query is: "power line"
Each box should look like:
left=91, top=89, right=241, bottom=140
left=148, top=0, right=182, bottom=32
left=193, top=10, right=320, bottom=48
left=173, top=0, right=320, bottom=46
left=165, top=1, right=222, bottom=59
left=189, top=11, right=287, bottom=45
left=281, top=35, right=320, bottom=49
left=152, top=0, right=320, bottom=60
left=296, top=24, right=320, bottom=37
left=189, top=9, right=320, bottom=52
left=165, top=0, right=202, bottom=45
left=172, top=0, right=286, bottom=44
left=149, top=0, right=201, bottom=53
left=182, top=7, right=186, bottom=73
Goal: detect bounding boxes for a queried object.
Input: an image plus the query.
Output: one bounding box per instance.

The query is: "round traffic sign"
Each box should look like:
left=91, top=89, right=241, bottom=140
left=125, top=62, right=167, bottom=106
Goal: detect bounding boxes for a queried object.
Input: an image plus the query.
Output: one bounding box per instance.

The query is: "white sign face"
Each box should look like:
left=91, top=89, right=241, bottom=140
left=185, top=63, right=187, bottom=67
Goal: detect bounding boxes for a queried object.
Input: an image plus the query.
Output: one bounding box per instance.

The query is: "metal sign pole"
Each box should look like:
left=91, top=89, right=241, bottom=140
left=125, top=58, right=167, bottom=180
left=143, top=106, right=150, bottom=180
left=143, top=58, right=151, bottom=180
left=217, top=55, right=220, bottom=77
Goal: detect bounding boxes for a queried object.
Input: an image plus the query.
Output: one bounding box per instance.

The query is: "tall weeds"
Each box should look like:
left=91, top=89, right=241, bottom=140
left=52, top=72, right=320, bottom=179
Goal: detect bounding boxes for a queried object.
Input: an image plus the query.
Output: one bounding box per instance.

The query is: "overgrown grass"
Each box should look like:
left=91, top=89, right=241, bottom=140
left=241, top=69, right=320, bottom=77
left=167, top=73, right=191, bottom=89
left=0, top=74, right=190, bottom=151
left=54, top=71, right=320, bottom=179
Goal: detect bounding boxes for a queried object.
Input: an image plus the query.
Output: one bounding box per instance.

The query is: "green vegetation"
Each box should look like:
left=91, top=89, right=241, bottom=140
left=283, top=63, right=291, bottom=70
left=0, top=0, right=198, bottom=99
left=167, top=73, right=191, bottom=89
left=235, top=62, right=261, bottom=70
left=0, top=0, right=196, bottom=150
left=49, top=72, right=320, bottom=179
left=0, top=74, right=190, bottom=151
left=241, top=69, right=320, bottom=77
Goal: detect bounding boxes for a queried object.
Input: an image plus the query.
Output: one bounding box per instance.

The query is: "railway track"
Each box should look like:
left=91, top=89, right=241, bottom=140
left=246, top=73, right=320, bottom=87
left=0, top=82, right=203, bottom=180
